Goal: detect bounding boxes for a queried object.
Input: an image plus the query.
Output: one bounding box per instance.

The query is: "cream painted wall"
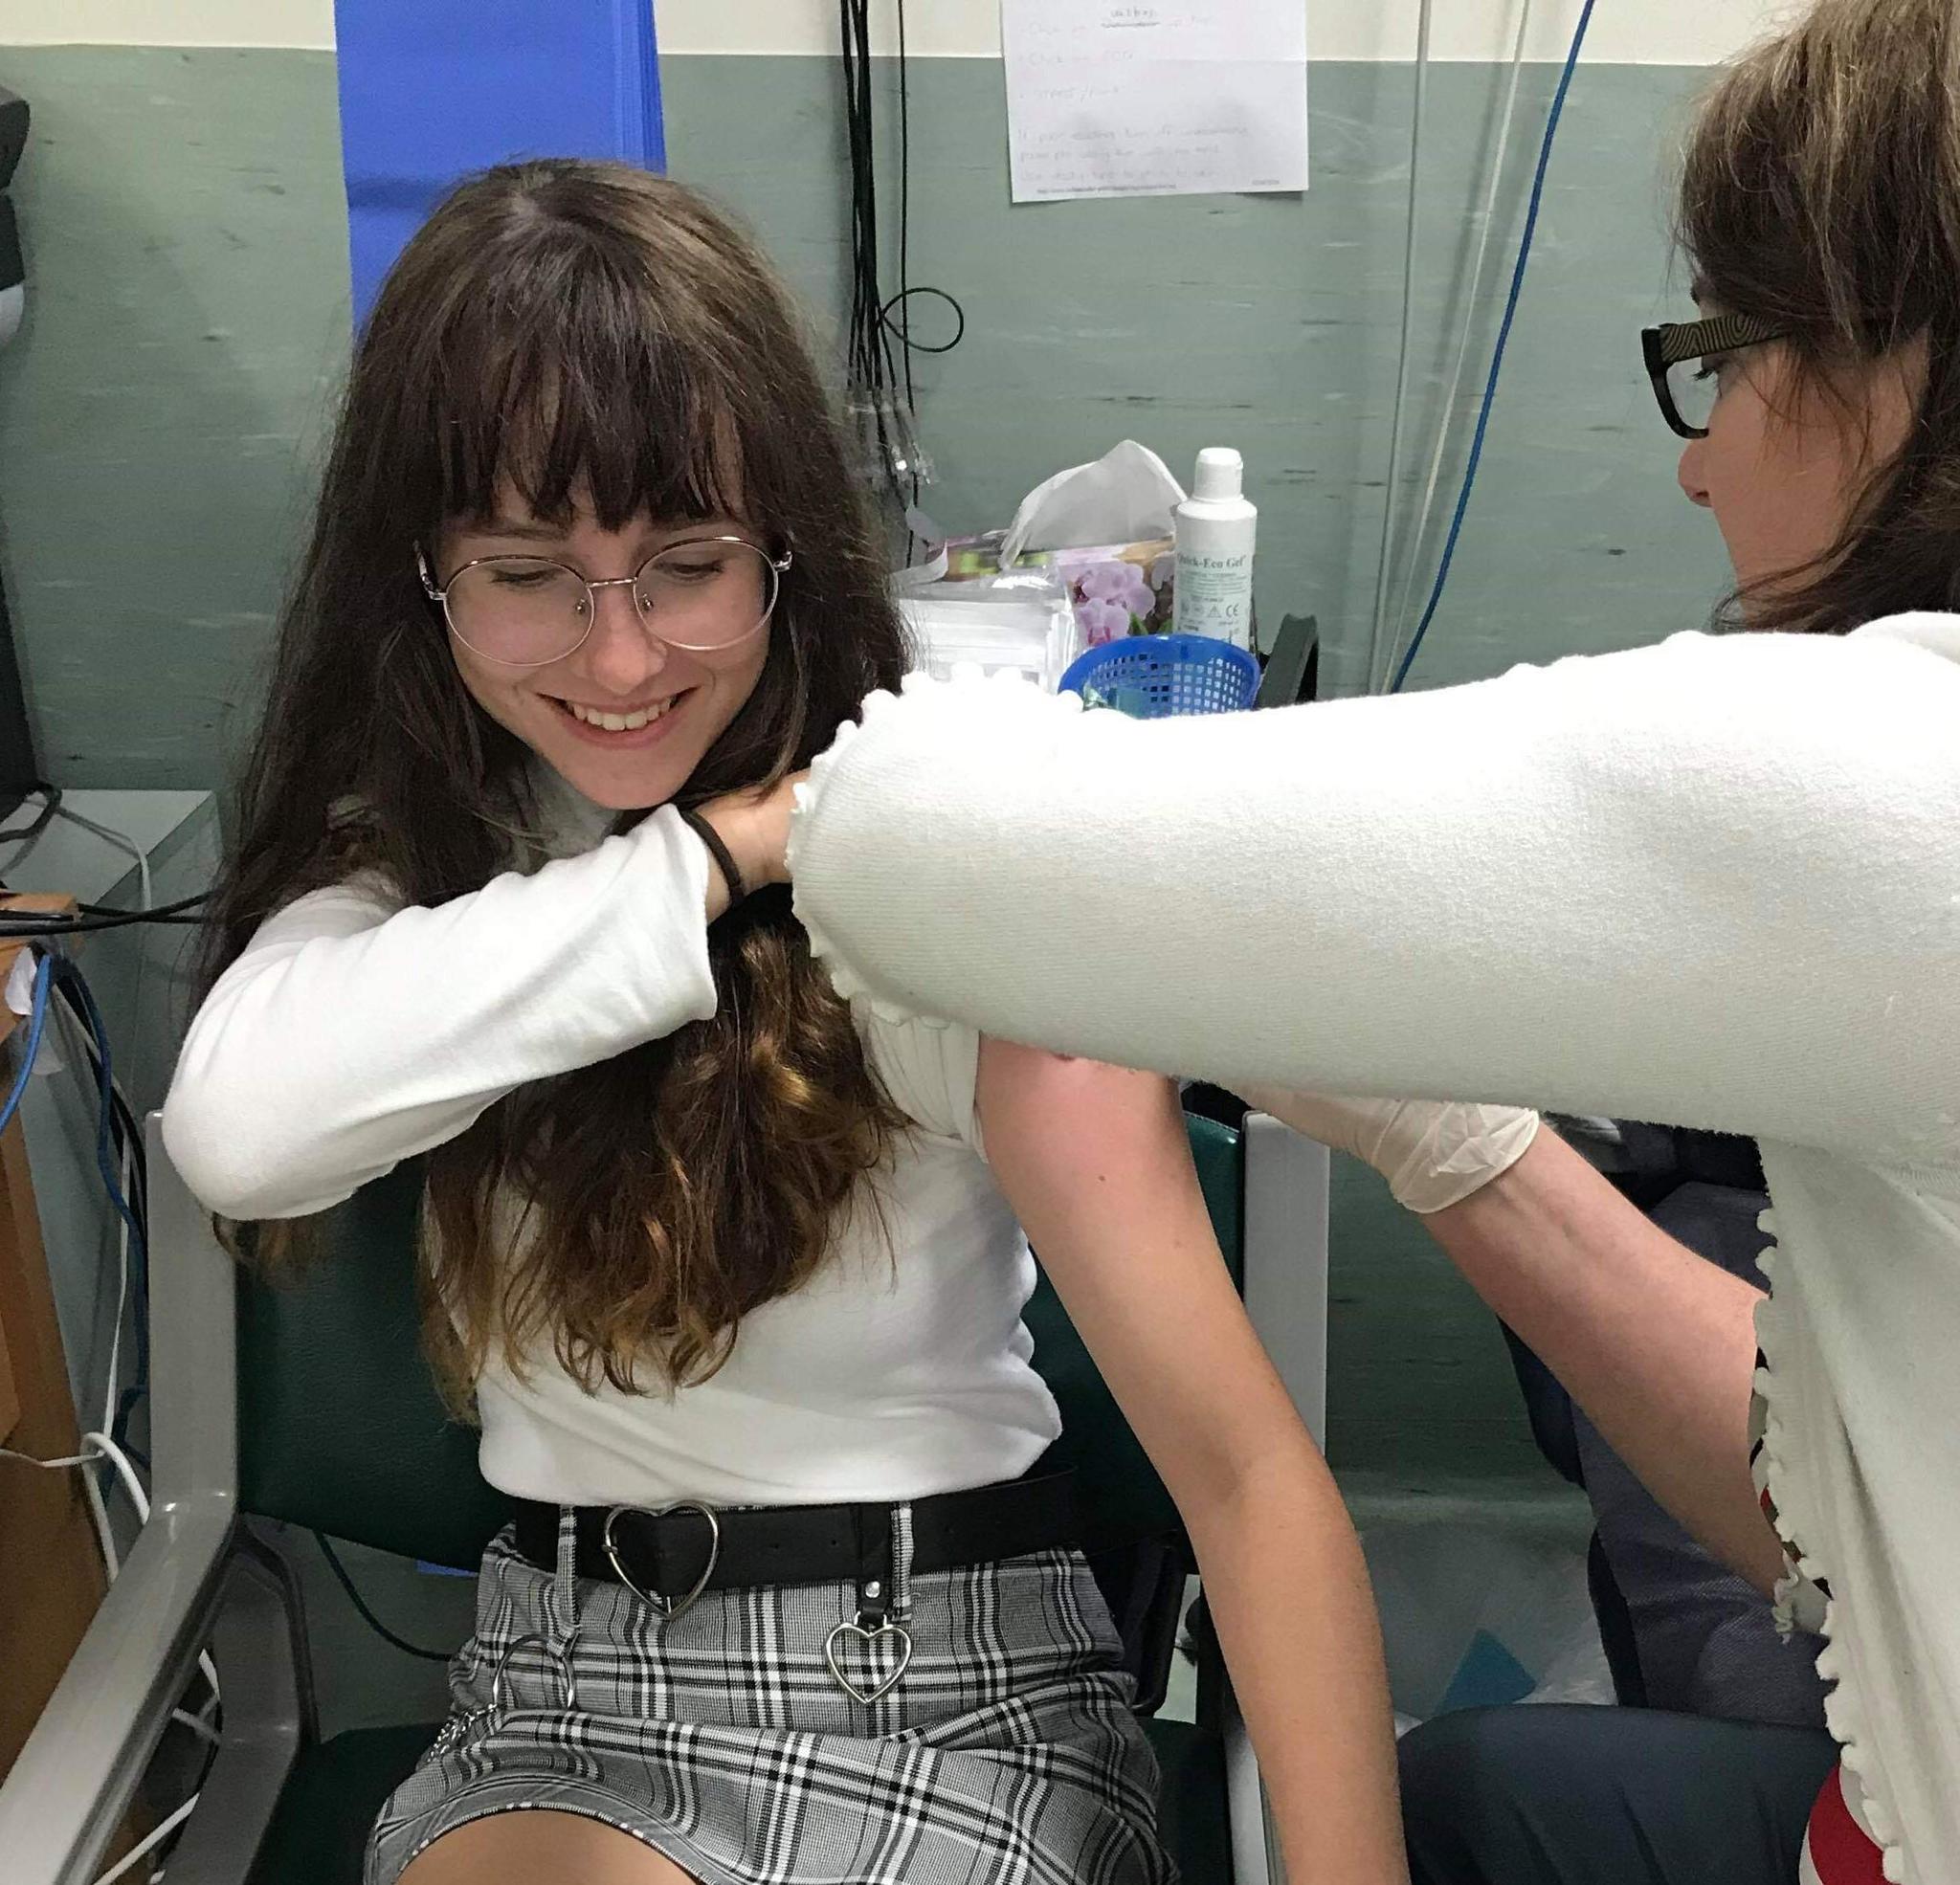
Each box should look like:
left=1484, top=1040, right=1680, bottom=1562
left=3, top=0, right=1801, bottom=64
left=656, top=0, right=1799, bottom=63
left=2, top=1, right=333, bottom=49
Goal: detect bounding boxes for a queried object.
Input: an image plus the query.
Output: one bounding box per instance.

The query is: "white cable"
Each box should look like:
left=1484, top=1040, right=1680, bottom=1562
left=98, top=1073, right=140, bottom=1440
left=54, top=806, right=153, bottom=916
left=168, top=1707, right=221, bottom=1747
left=0, top=1443, right=100, bottom=1470
left=92, top=1793, right=198, bottom=1885
left=6, top=1432, right=132, bottom=1599
left=7, top=1431, right=221, bottom=1876
left=76, top=1430, right=224, bottom=1708
left=9, top=1436, right=127, bottom=1584
left=1384, top=0, right=1534, bottom=681
left=101, top=1148, right=132, bottom=1435
left=1365, top=0, right=1436, bottom=695
left=84, top=1465, right=121, bottom=1580
left=80, top=1429, right=147, bottom=1521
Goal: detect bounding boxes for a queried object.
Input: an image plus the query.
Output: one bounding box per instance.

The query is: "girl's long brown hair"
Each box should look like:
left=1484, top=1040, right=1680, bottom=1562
left=201, top=161, right=909, bottom=1401
left=1679, top=0, right=1960, bottom=632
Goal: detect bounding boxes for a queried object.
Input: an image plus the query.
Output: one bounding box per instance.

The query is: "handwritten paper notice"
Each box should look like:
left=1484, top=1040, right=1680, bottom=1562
left=1001, top=1, right=1309, bottom=204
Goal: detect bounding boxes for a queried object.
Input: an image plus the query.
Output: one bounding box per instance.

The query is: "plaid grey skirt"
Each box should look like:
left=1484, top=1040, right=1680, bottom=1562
left=365, top=1510, right=1175, bottom=1884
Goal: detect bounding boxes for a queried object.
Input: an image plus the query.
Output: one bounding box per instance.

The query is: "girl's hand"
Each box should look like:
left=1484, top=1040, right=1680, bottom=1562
left=698, top=770, right=808, bottom=895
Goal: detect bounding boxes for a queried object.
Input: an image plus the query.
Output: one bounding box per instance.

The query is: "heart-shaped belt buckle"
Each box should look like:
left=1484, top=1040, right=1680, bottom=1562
left=603, top=1501, right=720, bottom=1624
left=824, top=1615, right=914, bottom=1705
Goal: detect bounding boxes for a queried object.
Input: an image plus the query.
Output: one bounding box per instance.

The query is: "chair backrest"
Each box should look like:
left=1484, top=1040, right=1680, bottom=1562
left=237, top=1114, right=1244, bottom=1569
left=237, top=1160, right=503, bottom=1568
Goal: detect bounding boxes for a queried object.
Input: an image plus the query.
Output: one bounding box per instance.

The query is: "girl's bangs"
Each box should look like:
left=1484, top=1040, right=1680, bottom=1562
left=417, top=251, right=748, bottom=534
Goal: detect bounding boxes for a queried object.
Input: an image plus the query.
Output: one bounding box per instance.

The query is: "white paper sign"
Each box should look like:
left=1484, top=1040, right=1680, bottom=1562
left=1002, top=1, right=1309, bottom=204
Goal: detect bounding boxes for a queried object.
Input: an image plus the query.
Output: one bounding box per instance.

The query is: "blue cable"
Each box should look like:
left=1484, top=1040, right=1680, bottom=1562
left=51, top=959, right=145, bottom=1270
left=0, top=952, right=54, bottom=1136
left=50, top=958, right=151, bottom=1447
left=1392, top=0, right=1597, bottom=694
left=0, top=950, right=151, bottom=1455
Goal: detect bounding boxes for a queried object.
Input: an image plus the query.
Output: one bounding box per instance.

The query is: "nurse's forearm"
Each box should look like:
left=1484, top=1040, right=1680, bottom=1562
left=1423, top=1126, right=1784, bottom=1592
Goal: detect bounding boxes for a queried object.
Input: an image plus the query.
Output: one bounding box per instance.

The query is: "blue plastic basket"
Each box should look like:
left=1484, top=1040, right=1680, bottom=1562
left=1059, top=633, right=1259, bottom=718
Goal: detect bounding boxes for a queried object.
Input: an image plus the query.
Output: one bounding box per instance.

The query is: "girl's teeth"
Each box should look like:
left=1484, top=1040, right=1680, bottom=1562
left=568, top=700, right=666, bottom=732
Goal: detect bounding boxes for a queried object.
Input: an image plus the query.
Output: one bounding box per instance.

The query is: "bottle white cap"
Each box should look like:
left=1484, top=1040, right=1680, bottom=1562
left=1191, top=446, right=1243, bottom=501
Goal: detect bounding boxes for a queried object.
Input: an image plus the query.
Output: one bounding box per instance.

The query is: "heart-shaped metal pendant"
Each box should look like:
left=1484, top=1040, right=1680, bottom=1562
left=824, top=1617, right=914, bottom=1705
left=603, top=1501, right=720, bottom=1624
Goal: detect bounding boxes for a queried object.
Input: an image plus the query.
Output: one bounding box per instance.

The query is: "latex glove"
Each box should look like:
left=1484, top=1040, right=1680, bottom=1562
left=1240, top=1086, right=1541, bottom=1215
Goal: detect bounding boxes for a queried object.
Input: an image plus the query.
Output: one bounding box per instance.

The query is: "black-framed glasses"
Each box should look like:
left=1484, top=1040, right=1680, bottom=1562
left=418, top=535, right=793, bottom=669
left=1641, top=313, right=1788, bottom=439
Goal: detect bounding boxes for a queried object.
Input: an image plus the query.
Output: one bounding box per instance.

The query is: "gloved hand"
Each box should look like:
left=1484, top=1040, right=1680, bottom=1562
left=1239, top=1087, right=1541, bottom=1215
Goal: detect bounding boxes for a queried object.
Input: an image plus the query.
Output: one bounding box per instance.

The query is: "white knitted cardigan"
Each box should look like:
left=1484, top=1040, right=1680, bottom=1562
left=790, top=617, right=1960, bottom=1884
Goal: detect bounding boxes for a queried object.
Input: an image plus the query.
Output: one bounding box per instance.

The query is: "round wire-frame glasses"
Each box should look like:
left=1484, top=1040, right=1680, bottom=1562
left=418, top=535, right=793, bottom=669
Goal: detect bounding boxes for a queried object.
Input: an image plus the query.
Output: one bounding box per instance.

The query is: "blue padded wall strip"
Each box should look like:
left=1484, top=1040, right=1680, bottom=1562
left=333, top=0, right=665, bottom=328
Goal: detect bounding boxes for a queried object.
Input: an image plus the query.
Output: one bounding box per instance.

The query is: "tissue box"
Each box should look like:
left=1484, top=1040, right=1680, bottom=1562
left=942, top=531, right=1176, bottom=647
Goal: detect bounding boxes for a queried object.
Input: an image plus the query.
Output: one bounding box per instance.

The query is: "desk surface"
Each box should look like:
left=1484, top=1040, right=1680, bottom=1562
left=2, top=790, right=214, bottom=908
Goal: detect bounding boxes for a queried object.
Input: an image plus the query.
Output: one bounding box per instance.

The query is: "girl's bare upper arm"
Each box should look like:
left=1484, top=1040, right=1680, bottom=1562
left=975, top=1037, right=1311, bottom=1499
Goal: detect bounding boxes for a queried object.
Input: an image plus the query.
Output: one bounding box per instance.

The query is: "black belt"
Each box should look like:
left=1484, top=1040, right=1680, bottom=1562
left=510, top=1470, right=1078, bottom=1624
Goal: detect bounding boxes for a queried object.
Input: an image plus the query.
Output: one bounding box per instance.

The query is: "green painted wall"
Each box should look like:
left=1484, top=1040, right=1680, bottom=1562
left=660, top=55, right=1732, bottom=699
left=0, top=48, right=349, bottom=785
left=0, top=45, right=1735, bottom=1490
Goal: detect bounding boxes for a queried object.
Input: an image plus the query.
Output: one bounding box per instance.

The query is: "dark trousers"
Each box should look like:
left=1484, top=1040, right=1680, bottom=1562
left=1400, top=1704, right=1839, bottom=1884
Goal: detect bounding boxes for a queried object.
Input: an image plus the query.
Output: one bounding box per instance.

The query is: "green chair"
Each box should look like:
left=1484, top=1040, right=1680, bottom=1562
left=4, top=1109, right=1329, bottom=1885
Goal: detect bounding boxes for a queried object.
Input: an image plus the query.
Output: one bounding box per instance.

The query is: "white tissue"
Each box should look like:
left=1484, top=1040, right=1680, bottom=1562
left=6, top=948, right=36, bottom=1018
left=997, top=439, right=1186, bottom=567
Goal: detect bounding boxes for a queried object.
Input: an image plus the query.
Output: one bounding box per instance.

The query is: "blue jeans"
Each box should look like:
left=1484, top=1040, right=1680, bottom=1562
left=1401, top=1704, right=1838, bottom=1884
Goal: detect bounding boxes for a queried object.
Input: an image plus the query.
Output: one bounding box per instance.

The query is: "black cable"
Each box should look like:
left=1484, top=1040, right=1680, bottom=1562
left=896, top=0, right=912, bottom=413
left=880, top=285, right=966, bottom=357
left=56, top=989, right=146, bottom=1185
left=312, top=1530, right=455, bottom=1663
left=78, top=890, right=209, bottom=919
left=0, top=907, right=206, bottom=938
left=45, top=960, right=151, bottom=1449
left=54, top=976, right=146, bottom=1199
left=837, top=0, right=963, bottom=519
left=0, top=784, right=60, bottom=841
left=891, top=0, right=923, bottom=532
left=48, top=956, right=152, bottom=1443
left=0, top=785, right=63, bottom=870
left=0, top=891, right=210, bottom=927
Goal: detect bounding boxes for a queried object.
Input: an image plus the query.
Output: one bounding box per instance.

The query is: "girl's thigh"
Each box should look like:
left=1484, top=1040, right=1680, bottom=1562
left=397, top=1809, right=700, bottom=1885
